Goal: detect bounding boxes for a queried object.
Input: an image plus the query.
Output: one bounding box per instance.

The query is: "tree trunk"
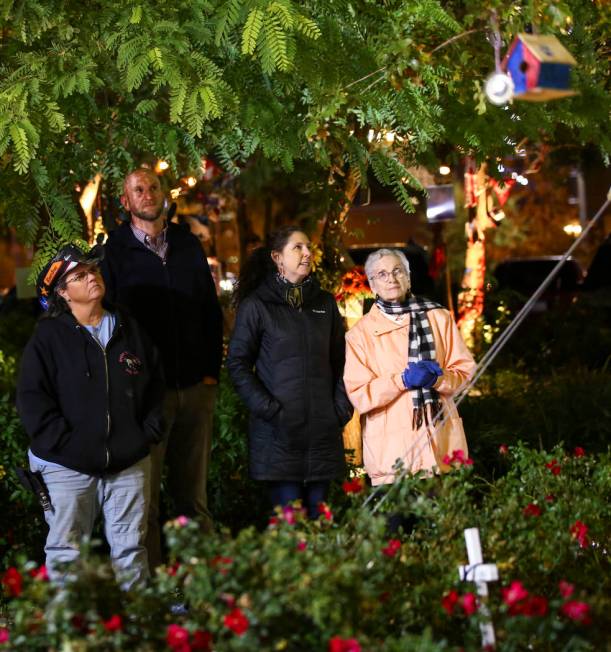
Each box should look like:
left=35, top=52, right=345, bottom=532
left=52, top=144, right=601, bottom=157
left=320, top=167, right=360, bottom=288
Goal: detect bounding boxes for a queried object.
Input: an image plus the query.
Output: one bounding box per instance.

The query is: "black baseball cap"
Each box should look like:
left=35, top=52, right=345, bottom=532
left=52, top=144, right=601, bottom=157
left=37, top=244, right=104, bottom=310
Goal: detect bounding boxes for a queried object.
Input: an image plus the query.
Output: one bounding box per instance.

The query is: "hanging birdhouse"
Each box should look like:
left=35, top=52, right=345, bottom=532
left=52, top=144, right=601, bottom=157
left=503, top=33, right=577, bottom=101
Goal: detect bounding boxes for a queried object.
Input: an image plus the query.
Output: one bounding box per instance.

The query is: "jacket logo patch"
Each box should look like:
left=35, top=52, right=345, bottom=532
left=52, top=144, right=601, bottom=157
left=119, top=351, right=142, bottom=376
left=312, top=309, right=326, bottom=314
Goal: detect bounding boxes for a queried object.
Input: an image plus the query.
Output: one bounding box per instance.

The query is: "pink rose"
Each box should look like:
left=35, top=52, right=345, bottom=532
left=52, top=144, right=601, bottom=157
left=560, top=601, right=591, bottom=624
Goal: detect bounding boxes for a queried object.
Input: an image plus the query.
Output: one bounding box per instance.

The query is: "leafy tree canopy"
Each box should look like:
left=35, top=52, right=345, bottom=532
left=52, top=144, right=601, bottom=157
left=1, top=0, right=609, bottom=266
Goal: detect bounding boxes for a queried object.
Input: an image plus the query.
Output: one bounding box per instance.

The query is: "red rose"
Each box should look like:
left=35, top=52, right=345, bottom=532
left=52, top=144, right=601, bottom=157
left=0, top=628, right=9, bottom=644
left=224, top=608, right=249, bottom=636
left=444, top=450, right=474, bottom=466
left=544, top=494, right=555, bottom=503
left=573, top=446, right=585, bottom=458
left=268, top=516, right=279, bottom=527
left=460, top=592, right=478, bottom=616
left=499, top=444, right=509, bottom=455
left=502, top=581, right=529, bottom=607
left=103, top=615, right=122, bottom=632
left=296, top=540, right=307, bottom=551
left=523, top=503, right=542, bottom=517
left=569, top=520, right=589, bottom=548
left=545, top=459, right=561, bottom=475
left=167, top=624, right=190, bottom=649
left=318, top=503, right=333, bottom=521
left=382, top=539, right=401, bottom=557
left=441, top=590, right=459, bottom=615
left=192, top=630, right=213, bottom=651
left=452, top=449, right=466, bottom=463
left=558, top=580, right=574, bottom=598
left=522, top=595, right=548, bottom=617
left=560, top=601, right=591, bottom=624
left=2, top=567, right=22, bottom=598
left=29, top=565, right=49, bottom=582
left=329, top=636, right=361, bottom=652
left=166, top=562, right=180, bottom=576
left=342, top=478, right=363, bottom=495
left=210, top=556, right=233, bottom=575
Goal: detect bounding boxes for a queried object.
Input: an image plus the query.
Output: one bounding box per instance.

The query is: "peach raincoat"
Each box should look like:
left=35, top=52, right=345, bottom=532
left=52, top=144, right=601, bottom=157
left=344, top=304, right=476, bottom=485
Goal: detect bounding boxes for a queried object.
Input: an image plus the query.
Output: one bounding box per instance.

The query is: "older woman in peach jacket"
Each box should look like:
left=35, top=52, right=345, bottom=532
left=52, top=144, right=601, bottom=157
left=344, top=249, right=476, bottom=486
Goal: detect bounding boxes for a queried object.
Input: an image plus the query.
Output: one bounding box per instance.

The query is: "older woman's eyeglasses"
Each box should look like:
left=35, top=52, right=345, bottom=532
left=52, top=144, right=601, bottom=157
left=65, top=266, right=101, bottom=284
left=371, top=267, right=406, bottom=283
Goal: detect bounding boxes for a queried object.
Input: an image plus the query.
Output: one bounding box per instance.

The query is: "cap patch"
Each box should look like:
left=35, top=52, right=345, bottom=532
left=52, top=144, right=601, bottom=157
left=43, top=260, right=64, bottom=286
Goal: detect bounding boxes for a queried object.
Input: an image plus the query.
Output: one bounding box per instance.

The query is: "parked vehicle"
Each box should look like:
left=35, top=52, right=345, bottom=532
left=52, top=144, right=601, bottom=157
left=492, top=256, right=584, bottom=312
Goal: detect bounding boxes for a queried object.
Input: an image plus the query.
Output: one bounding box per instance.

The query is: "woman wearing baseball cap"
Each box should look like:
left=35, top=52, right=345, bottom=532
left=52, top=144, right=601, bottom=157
left=16, top=243, right=165, bottom=589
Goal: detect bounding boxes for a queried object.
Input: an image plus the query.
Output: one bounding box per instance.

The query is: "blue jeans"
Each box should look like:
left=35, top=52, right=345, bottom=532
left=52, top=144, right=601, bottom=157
left=269, top=481, right=330, bottom=520
left=29, top=452, right=151, bottom=590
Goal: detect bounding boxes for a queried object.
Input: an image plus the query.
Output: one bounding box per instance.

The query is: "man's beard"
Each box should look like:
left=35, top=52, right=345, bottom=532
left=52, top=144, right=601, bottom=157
left=132, top=206, right=164, bottom=222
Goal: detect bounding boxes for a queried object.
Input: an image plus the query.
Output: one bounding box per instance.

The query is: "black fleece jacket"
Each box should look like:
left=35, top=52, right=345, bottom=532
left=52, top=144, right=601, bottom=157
left=17, top=309, right=165, bottom=475
left=226, top=275, right=353, bottom=482
left=101, top=221, right=223, bottom=388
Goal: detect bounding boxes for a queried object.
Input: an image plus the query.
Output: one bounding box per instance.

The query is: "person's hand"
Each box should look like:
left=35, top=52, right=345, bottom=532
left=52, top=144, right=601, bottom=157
left=401, top=360, right=442, bottom=389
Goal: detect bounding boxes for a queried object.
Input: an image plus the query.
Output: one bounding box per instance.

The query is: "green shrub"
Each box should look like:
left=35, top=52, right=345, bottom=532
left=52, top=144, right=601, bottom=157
left=2, top=444, right=608, bottom=651
left=208, top=369, right=269, bottom=533
left=461, top=366, right=611, bottom=480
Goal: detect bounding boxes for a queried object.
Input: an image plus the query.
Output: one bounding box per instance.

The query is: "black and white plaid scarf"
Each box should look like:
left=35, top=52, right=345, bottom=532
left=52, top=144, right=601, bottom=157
left=376, top=295, right=444, bottom=429
left=275, top=273, right=312, bottom=310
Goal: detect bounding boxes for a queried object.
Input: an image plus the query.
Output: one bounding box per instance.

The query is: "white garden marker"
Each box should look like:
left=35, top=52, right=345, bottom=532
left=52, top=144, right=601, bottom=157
left=458, top=528, right=498, bottom=647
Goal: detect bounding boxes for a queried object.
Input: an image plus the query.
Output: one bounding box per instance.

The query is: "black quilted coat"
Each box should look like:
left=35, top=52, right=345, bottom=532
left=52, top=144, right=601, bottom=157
left=226, top=275, right=353, bottom=482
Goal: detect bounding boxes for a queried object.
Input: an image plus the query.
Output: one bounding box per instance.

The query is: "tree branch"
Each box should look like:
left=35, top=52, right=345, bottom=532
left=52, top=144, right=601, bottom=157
left=430, top=29, right=479, bottom=55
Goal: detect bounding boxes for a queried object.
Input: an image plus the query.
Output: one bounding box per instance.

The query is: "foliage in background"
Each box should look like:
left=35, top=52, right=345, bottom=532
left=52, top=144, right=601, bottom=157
left=1, top=0, right=610, bottom=272
left=208, top=368, right=269, bottom=534
left=1, top=444, right=609, bottom=650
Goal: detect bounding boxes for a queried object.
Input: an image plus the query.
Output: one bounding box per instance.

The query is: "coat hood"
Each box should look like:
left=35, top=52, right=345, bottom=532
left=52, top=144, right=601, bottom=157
left=254, top=273, right=322, bottom=307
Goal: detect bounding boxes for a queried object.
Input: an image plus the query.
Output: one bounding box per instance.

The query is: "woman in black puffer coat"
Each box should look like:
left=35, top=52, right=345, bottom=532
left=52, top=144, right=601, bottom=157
left=226, top=226, right=353, bottom=518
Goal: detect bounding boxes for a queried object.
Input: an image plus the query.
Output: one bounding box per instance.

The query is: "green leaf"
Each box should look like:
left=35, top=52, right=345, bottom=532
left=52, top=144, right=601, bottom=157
left=130, top=5, right=142, bottom=24
left=169, top=84, right=187, bottom=123
left=199, top=86, right=220, bottom=119
left=9, top=124, right=30, bottom=174
left=242, top=8, right=264, bottom=55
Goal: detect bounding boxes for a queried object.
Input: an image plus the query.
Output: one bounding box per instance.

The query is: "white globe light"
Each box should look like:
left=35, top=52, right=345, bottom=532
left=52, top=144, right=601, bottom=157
left=484, top=72, right=514, bottom=106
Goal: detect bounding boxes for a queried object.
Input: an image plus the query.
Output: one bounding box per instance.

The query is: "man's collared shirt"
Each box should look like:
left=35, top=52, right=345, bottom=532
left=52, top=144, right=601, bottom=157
left=130, top=222, right=168, bottom=261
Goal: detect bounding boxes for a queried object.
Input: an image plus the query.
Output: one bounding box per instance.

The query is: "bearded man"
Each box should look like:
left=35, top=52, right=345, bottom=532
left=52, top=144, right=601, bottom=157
left=101, top=168, right=223, bottom=569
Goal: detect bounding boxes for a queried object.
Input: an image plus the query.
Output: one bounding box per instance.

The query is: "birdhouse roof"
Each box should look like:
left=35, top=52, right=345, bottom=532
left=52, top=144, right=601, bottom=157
left=507, top=33, right=576, bottom=66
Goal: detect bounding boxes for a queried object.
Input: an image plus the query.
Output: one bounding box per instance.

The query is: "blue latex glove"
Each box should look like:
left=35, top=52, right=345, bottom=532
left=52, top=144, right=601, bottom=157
left=401, top=360, right=443, bottom=390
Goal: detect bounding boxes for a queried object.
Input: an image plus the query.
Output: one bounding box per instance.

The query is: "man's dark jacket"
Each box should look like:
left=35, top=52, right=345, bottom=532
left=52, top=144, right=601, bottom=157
left=17, top=310, right=165, bottom=475
left=101, top=221, right=223, bottom=388
left=226, top=275, right=353, bottom=482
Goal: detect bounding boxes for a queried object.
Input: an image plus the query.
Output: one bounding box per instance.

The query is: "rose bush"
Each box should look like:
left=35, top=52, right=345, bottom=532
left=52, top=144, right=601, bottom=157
left=1, top=443, right=608, bottom=651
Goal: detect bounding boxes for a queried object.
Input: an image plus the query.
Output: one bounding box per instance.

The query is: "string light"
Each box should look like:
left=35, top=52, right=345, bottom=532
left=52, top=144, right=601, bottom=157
left=563, top=223, right=582, bottom=237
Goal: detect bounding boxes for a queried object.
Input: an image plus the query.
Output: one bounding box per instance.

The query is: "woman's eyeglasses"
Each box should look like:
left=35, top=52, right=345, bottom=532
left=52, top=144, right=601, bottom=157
left=65, top=266, right=101, bottom=284
left=371, top=267, right=405, bottom=283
